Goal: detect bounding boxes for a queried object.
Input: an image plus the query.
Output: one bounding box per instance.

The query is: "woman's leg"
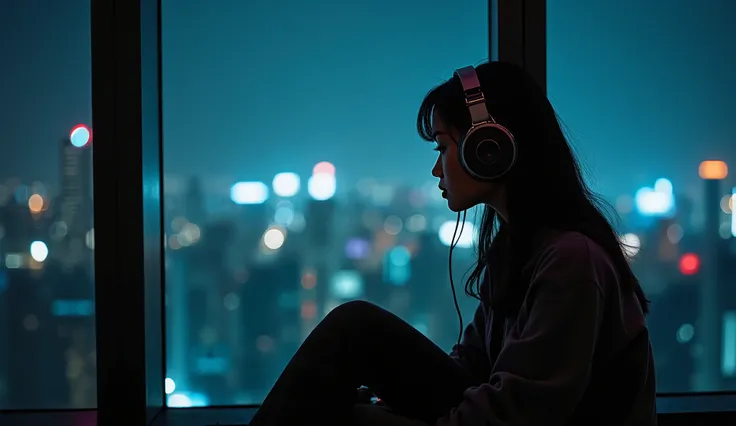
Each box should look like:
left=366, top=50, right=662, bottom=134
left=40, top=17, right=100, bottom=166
left=248, top=300, right=479, bottom=426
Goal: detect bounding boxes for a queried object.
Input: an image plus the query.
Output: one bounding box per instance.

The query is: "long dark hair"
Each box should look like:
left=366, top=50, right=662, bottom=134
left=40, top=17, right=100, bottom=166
left=417, top=61, right=649, bottom=317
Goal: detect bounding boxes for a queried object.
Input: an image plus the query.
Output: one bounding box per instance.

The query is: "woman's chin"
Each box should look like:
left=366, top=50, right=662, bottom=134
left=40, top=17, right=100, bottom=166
left=446, top=198, right=465, bottom=212
left=446, top=195, right=476, bottom=212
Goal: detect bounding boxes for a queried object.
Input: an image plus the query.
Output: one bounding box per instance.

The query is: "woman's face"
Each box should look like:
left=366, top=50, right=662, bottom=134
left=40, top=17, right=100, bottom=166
left=430, top=110, right=506, bottom=214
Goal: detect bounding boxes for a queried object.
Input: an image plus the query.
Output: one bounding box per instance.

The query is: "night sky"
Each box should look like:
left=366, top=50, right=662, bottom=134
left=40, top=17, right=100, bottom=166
left=2, top=0, right=734, bottom=204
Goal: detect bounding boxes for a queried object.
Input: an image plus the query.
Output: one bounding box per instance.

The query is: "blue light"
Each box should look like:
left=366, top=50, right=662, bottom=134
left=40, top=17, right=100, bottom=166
left=51, top=299, right=95, bottom=317
left=388, top=246, right=411, bottom=266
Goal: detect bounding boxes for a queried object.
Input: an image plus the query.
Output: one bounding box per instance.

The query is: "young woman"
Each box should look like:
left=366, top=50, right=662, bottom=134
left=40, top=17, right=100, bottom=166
left=247, top=61, right=657, bottom=426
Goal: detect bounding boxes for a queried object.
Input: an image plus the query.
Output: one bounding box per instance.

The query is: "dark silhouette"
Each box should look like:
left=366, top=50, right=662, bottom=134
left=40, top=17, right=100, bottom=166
left=247, top=62, right=656, bottom=426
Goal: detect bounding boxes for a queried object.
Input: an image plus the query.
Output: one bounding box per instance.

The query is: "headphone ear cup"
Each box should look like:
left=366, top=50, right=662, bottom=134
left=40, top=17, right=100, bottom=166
left=458, top=123, right=517, bottom=181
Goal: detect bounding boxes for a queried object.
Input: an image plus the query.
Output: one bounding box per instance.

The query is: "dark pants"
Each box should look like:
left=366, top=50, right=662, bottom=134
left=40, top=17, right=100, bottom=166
left=248, top=300, right=480, bottom=426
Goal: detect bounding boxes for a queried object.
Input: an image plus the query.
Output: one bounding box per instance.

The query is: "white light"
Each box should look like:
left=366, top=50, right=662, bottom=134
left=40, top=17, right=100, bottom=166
left=167, top=393, right=193, bottom=408
left=438, top=220, right=476, bottom=248
left=30, top=241, right=48, bottom=262
left=620, top=233, right=641, bottom=258
left=165, top=378, right=176, bottom=395
left=307, top=173, right=336, bottom=201
left=263, top=227, right=286, bottom=250
left=654, top=178, right=673, bottom=194
left=230, top=181, right=268, bottom=205
left=635, top=186, right=674, bottom=216
left=272, top=172, right=300, bottom=197
left=731, top=189, right=736, bottom=238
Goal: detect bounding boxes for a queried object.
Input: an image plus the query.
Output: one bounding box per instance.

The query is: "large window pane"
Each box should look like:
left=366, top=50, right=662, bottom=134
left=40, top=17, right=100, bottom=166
left=0, top=0, right=96, bottom=409
left=162, top=0, right=487, bottom=406
left=548, top=0, right=736, bottom=393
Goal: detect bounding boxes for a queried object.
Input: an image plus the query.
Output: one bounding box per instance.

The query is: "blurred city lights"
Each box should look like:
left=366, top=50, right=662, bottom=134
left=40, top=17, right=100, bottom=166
left=165, top=378, right=176, bottom=395
left=438, top=220, right=476, bottom=248
left=654, top=178, right=673, bottom=194
left=230, top=181, right=268, bottom=205
left=167, top=392, right=209, bottom=407
left=272, top=172, right=300, bottom=197
left=732, top=188, right=736, bottom=238
left=345, top=238, right=371, bottom=260
left=263, top=227, right=286, bottom=250
left=676, top=323, right=695, bottom=344
left=330, top=270, right=363, bottom=299
left=389, top=246, right=411, bottom=266
left=679, top=253, right=700, bottom=275
left=723, top=312, right=736, bottom=376
left=383, top=216, right=403, bottom=235
left=69, top=124, right=92, bottom=148
left=301, top=272, right=317, bottom=290
left=273, top=204, right=296, bottom=226
left=666, top=224, right=684, bottom=244
left=300, top=301, right=317, bottom=319
left=406, top=214, right=427, bottom=232
left=635, top=179, right=675, bottom=217
left=30, top=241, right=48, bottom=262
left=307, top=173, right=336, bottom=200
left=620, top=233, right=641, bottom=258
left=28, top=194, right=44, bottom=213
left=699, top=160, right=728, bottom=180
left=721, top=194, right=733, bottom=214
left=312, top=161, right=336, bottom=175
left=178, top=223, right=201, bottom=246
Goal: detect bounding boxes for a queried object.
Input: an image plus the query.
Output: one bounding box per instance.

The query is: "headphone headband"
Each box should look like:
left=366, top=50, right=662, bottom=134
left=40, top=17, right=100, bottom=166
left=454, top=66, right=492, bottom=125
left=452, top=65, right=517, bottom=182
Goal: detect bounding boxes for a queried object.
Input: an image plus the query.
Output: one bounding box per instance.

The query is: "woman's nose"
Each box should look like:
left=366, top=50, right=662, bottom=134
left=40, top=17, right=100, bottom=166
left=431, top=158, right=443, bottom=178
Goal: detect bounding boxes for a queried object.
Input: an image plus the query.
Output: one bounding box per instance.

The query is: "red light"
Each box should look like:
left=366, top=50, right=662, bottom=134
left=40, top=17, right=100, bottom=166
left=69, top=124, right=92, bottom=147
left=312, top=161, right=335, bottom=176
left=300, top=300, right=317, bottom=319
left=679, top=253, right=700, bottom=275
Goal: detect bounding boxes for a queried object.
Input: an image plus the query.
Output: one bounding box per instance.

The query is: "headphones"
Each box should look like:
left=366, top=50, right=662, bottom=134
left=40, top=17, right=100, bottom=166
left=454, top=66, right=517, bottom=181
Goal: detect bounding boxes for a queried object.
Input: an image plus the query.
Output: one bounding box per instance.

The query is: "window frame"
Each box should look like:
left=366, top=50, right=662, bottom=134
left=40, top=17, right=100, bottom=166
left=91, top=0, right=166, bottom=424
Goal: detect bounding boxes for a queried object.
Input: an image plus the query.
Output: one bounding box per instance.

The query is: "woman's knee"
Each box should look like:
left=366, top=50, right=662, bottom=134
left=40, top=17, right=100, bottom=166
left=324, top=300, right=391, bottom=329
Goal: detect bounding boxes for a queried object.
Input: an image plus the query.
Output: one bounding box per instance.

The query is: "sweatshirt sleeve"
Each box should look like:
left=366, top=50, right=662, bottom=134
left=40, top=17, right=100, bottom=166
left=450, top=302, right=491, bottom=379
left=437, top=239, right=606, bottom=426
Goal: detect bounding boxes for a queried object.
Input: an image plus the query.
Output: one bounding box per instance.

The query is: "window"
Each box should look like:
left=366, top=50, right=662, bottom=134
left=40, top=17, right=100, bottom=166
left=162, top=0, right=488, bottom=406
left=547, top=0, right=736, bottom=393
left=0, top=0, right=96, bottom=410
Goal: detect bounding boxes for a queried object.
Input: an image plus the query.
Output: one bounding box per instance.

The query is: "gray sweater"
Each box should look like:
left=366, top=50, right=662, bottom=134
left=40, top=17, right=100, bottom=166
left=438, top=231, right=657, bottom=426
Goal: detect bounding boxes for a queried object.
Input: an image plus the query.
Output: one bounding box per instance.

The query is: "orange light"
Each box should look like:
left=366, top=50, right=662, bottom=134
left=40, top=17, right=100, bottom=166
left=679, top=253, right=700, bottom=275
left=28, top=194, right=44, bottom=213
left=699, top=160, right=728, bottom=180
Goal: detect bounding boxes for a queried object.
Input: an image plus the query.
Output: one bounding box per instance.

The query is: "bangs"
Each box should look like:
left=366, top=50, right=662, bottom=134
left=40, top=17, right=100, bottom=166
left=416, top=85, right=442, bottom=142
left=415, top=76, right=468, bottom=142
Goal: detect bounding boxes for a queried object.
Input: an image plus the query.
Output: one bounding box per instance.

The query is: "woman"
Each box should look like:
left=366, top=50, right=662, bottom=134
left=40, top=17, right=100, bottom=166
left=247, top=61, right=657, bottom=426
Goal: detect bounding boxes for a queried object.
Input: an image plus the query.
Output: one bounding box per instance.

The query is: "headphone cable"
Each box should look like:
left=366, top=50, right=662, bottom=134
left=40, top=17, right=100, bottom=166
left=449, top=210, right=467, bottom=350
